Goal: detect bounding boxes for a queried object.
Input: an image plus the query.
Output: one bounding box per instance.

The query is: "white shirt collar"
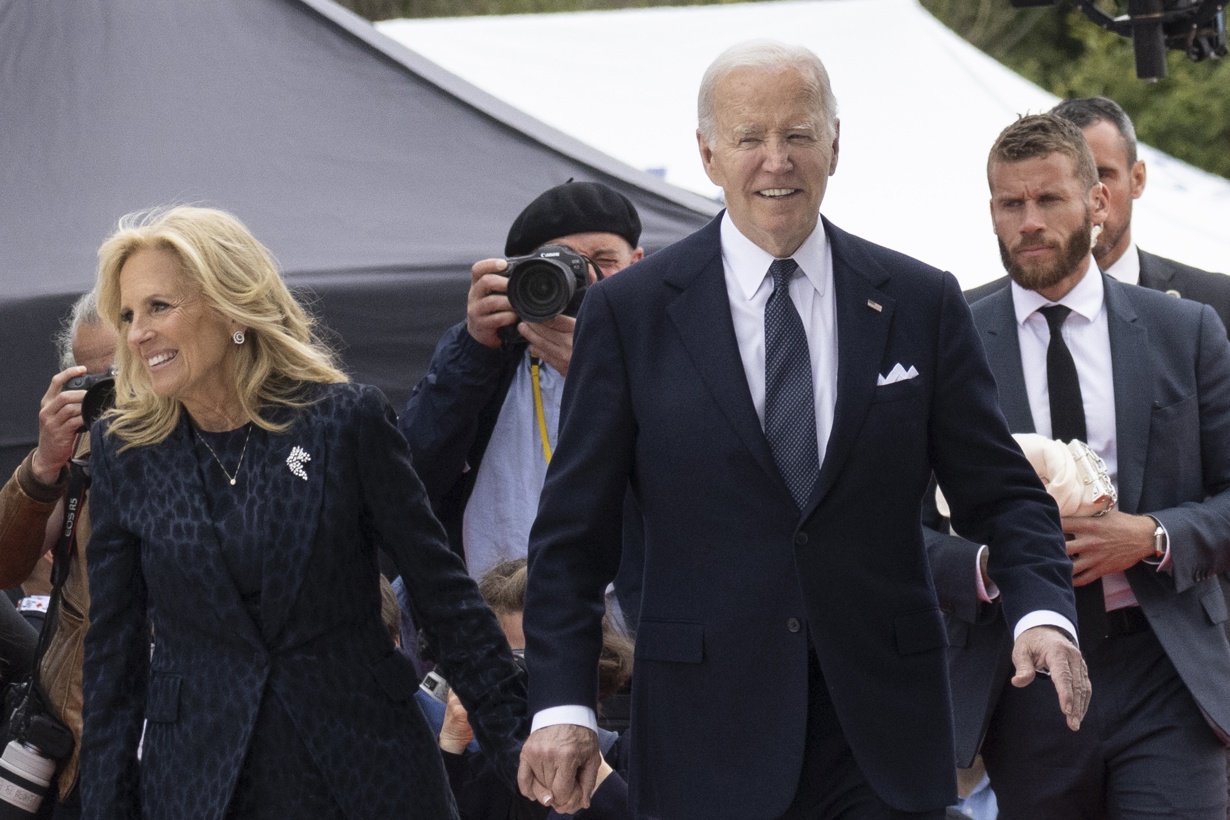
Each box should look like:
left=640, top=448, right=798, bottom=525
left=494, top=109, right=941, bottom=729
left=1101, top=241, right=1141, bottom=285
left=720, top=211, right=829, bottom=301
left=1011, top=257, right=1105, bottom=326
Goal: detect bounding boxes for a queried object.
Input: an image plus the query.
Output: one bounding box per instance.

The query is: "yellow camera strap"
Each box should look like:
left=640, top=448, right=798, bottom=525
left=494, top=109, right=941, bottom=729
left=529, top=356, right=553, bottom=465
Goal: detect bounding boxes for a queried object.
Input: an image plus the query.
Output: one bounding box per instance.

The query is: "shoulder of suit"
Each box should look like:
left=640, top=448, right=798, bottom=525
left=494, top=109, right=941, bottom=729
left=279, top=381, right=387, bottom=428
left=964, top=276, right=1010, bottom=305
left=1141, top=249, right=1229, bottom=284
left=969, top=283, right=1008, bottom=319
left=1109, top=272, right=1212, bottom=320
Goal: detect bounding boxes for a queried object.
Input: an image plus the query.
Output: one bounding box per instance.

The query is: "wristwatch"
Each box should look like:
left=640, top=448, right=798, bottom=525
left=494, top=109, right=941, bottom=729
left=1148, top=515, right=1167, bottom=560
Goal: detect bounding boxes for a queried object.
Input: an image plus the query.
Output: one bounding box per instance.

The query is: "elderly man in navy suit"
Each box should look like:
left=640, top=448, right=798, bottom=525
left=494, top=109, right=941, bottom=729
left=931, top=113, right=1230, bottom=819
left=517, top=41, right=1090, bottom=820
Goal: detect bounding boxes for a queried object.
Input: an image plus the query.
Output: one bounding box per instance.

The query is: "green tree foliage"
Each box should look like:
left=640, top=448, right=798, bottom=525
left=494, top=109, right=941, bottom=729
left=920, top=0, right=1229, bottom=179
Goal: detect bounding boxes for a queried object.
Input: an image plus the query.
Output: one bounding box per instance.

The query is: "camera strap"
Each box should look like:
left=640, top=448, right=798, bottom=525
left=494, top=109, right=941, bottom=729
left=50, top=457, right=87, bottom=590
left=529, top=356, right=554, bottom=465
left=29, top=439, right=90, bottom=697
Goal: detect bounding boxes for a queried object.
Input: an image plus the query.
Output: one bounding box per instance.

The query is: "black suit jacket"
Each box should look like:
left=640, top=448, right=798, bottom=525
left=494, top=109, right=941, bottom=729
left=930, top=277, right=1230, bottom=765
left=81, top=383, right=525, bottom=819
left=1138, top=249, right=1230, bottom=331
left=524, top=214, right=1075, bottom=818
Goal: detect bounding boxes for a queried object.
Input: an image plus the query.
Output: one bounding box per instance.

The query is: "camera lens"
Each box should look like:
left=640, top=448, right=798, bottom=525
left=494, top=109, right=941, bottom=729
left=0, top=740, right=54, bottom=817
left=507, top=259, right=577, bottom=324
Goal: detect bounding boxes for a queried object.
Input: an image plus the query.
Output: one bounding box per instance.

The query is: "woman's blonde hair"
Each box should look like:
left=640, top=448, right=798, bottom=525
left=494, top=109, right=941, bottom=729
left=96, top=205, right=347, bottom=447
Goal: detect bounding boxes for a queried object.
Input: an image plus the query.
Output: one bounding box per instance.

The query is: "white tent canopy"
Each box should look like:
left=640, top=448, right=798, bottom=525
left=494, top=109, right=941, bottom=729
left=380, top=0, right=1230, bottom=287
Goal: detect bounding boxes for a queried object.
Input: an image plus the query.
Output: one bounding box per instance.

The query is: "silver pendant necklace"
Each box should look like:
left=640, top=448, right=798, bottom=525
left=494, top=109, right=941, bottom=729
left=196, top=423, right=253, bottom=486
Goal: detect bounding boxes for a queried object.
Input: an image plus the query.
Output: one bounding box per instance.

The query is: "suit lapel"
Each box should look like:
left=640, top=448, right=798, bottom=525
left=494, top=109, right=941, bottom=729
left=1137, top=249, right=1174, bottom=292
left=666, top=219, right=780, bottom=486
left=258, top=404, right=329, bottom=645
left=803, top=223, right=894, bottom=516
left=1104, top=276, right=1151, bottom=514
left=973, top=289, right=1036, bottom=432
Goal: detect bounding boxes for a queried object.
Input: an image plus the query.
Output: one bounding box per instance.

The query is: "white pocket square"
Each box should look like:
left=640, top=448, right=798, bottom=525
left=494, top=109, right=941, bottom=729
left=877, top=364, right=918, bottom=386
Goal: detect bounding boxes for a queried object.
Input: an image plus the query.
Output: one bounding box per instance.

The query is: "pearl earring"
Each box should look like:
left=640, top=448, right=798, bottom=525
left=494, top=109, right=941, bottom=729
left=233, top=330, right=246, bottom=345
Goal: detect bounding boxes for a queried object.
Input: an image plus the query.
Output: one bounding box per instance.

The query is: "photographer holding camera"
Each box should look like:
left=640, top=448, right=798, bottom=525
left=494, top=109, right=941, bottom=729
left=0, top=291, right=116, bottom=819
left=399, top=181, right=643, bottom=591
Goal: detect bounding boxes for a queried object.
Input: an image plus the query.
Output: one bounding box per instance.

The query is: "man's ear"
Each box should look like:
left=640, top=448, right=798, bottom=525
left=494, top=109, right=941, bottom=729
left=829, top=119, right=840, bottom=177
left=631, top=247, right=645, bottom=264
left=697, top=130, right=720, bottom=186
left=1090, top=181, right=1110, bottom=225
left=1130, top=159, right=1146, bottom=201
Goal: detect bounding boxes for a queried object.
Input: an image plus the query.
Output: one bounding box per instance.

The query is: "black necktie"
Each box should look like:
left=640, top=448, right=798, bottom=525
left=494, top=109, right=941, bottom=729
left=1039, top=304, right=1105, bottom=647
left=764, top=258, right=819, bottom=510
left=1040, top=306, right=1086, bottom=444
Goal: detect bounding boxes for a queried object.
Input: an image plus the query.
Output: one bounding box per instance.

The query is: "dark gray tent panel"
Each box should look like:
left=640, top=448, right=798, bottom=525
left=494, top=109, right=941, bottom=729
left=0, top=0, right=716, bottom=475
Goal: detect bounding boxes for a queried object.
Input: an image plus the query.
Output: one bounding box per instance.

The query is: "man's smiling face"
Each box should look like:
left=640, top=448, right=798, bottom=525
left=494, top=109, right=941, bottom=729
left=697, top=64, right=839, bottom=258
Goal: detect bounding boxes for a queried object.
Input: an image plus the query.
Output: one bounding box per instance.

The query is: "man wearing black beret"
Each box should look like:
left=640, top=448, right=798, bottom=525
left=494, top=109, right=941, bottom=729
left=399, top=181, right=643, bottom=590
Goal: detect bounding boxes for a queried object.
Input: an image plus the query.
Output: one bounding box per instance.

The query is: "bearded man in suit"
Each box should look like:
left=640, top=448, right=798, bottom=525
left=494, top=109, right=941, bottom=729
left=932, top=113, right=1230, bottom=820
left=965, top=95, right=1230, bottom=329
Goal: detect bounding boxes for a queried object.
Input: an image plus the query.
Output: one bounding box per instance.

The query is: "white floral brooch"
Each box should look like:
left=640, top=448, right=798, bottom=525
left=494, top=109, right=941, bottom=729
left=286, top=446, right=311, bottom=480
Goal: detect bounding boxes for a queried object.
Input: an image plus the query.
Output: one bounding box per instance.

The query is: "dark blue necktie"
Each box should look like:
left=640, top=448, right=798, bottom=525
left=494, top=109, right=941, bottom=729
left=764, top=258, right=819, bottom=510
left=1040, top=304, right=1105, bottom=648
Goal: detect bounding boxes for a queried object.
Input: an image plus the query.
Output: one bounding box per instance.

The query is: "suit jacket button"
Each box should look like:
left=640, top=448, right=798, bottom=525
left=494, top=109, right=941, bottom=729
left=787, top=618, right=801, bottom=633
left=794, top=532, right=808, bottom=546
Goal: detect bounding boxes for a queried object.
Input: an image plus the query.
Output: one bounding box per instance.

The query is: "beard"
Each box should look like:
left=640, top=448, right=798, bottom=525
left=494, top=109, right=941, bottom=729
left=999, top=215, right=1092, bottom=293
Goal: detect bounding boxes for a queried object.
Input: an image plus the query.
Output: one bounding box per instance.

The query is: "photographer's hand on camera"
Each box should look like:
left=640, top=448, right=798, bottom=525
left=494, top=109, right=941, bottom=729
left=31, top=366, right=89, bottom=487
left=519, top=315, right=575, bottom=376
left=467, top=257, right=579, bottom=374
left=466, top=259, right=518, bottom=350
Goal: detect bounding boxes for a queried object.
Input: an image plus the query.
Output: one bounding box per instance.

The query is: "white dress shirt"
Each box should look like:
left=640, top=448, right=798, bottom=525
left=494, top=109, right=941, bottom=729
left=1102, top=241, right=1142, bottom=285
left=1010, top=264, right=1144, bottom=611
left=720, top=212, right=838, bottom=460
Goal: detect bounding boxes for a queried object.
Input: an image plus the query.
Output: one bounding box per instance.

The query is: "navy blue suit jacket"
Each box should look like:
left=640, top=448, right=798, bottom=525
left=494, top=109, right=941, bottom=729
left=81, top=383, right=525, bottom=819
left=523, top=215, right=1076, bottom=818
left=931, top=276, right=1230, bottom=766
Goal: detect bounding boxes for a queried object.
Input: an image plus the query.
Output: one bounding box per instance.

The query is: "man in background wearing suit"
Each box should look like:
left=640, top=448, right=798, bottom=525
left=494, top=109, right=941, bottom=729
left=964, top=94, right=1230, bottom=819
left=517, top=41, right=1089, bottom=820
left=965, top=95, right=1230, bottom=329
left=933, top=113, right=1230, bottom=819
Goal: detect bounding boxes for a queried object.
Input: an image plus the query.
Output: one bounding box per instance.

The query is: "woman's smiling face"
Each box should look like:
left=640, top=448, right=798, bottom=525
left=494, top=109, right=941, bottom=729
left=118, top=247, right=240, bottom=416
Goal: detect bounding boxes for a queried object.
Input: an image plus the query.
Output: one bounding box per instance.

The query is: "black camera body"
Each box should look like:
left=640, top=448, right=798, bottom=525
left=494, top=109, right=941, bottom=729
left=64, top=372, right=116, bottom=431
left=503, top=244, right=593, bottom=325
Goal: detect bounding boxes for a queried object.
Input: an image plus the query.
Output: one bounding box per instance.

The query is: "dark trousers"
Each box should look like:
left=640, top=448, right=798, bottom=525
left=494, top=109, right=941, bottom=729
left=776, top=647, right=946, bottom=820
left=983, top=624, right=1227, bottom=820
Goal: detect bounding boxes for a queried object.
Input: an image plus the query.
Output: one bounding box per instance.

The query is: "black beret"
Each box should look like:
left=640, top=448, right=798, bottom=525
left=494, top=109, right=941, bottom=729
left=504, top=181, right=642, bottom=257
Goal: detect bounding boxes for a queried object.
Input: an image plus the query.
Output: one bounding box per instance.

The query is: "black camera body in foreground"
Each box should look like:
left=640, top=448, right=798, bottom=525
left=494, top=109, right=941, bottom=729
left=503, top=244, right=593, bottom=325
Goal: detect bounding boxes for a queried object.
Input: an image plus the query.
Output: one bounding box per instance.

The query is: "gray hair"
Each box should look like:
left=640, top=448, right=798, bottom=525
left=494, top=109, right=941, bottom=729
left=697, top=40, right=838, bottom=144
left=55, top=290, right=104, bottom=370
